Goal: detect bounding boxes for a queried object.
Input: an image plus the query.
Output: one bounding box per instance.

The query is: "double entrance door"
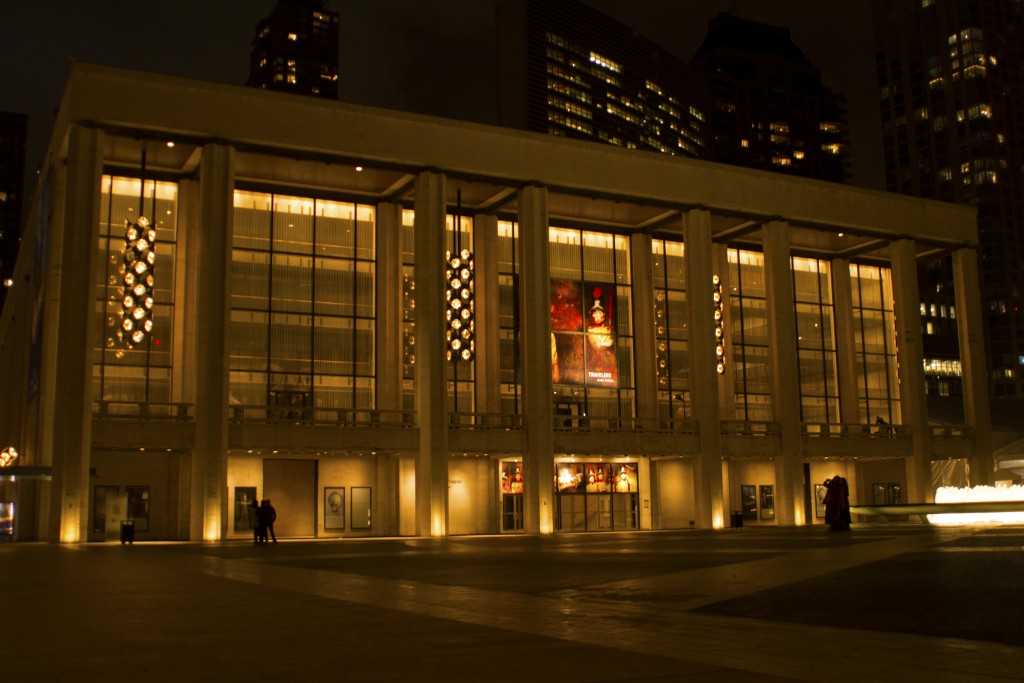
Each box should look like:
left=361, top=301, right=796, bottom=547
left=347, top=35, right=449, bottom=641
left=557, top=492, right=638, bottom=532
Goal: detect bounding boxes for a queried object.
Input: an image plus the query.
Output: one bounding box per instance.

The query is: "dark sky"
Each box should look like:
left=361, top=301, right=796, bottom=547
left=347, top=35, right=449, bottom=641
left=0, top=1, right=882, bottom=190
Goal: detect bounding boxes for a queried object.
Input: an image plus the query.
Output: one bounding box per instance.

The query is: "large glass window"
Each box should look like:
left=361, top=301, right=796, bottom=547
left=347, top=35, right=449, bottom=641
left=401, top=209, right=415, bottom=412
left=230, top=191, right=375, bottom=416
left=652, top=239, right=689, bottom=421
left=851, top=263, right=901, bottom=423
left=497, top=220, right=521, bottom=415
left=95, top=177, right=178, bottom=409
left=728, top=249, right=772, bottom=421
left=549, top=227, right=634, bottom=419
left=792, top=257, right=838, bottom=423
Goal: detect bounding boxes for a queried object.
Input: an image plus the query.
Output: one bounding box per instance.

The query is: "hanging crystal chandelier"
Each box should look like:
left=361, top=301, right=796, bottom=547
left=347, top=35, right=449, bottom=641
left=713, top=274, right=725, bottom=374
left=117, top=215, right=156, bottom=348
left=445, top=247, right=475, bottom=362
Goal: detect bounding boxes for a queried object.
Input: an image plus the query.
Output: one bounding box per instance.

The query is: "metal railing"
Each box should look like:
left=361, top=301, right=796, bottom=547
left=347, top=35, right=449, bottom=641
left=720, top=420, right=778, bottom=436
left=228, top=405, right=416, bottom=427
left=94, top=401, right=193, bottom=420
left=448, top=412, right=524, bottom=429
left=801, top=422, right=910, bottom=438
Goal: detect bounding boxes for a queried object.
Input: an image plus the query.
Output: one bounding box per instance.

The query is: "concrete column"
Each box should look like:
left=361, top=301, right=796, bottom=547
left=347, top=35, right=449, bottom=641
left=631, top=232, right=658, bottom=423
left=473, top=213, right=502, bottom=415
left=763, top=221, right=804, bottom=526
left=191, top=143, right=235, bottom=541
left=518, top=185, right=554, bottom=534
left=952, top=247, right=994, bottom=485
left=46, top=125, right=104, bottom=543
left=890, top=239, right=932, bottom=503
left=832, top=259, right=860, bottom=424
left=413, top=171, right=449, bottom=536
left=684, top=209, right=724, bottom=529
left=375, top=202, right=403, bottom=415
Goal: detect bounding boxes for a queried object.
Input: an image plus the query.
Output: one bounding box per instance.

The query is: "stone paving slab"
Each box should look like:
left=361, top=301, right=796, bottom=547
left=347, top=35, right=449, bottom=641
left=2, top=524, right=1022, bottom=682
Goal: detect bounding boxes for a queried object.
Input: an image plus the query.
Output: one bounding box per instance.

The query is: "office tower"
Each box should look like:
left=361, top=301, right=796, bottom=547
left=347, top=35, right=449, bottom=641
left=874, top=0, right=1024, bottom=397
left=690, top=13, right=851, bottom=184
left=498, top=0, right=710, bottom=158
left=246, top=0, right=339, bottom=99
left=0, top=111, right=27, bottom=313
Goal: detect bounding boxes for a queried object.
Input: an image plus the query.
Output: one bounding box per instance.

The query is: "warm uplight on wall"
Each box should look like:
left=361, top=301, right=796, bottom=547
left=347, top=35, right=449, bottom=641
left=445, top=248, right=475, bottom=362
left=117, top=216, right=156, bottom=349
left=713, top=275, right=725, bottom=374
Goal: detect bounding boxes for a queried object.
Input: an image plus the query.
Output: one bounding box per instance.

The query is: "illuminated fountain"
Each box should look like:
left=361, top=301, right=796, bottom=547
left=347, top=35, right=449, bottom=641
left=927, top=484, right=1024, bottom=525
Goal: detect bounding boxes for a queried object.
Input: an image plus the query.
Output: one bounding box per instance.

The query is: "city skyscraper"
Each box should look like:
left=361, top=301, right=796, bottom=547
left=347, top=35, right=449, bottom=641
left=873, top=0, right=1024, bottom=398
left=497, top=0, right=710, bottom=158
left=0, top=110, right=27, bottom=313
left=246, top=0, right=339, bottom=100
left=690, top=12, right=851, bottom=184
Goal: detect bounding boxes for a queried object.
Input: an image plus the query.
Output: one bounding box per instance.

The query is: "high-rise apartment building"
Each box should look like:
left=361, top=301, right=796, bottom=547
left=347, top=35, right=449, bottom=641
left=246, top=0, right=339, bottom=100
left=0, top=110, right=27, bottom=313
left=498, top=0, right=710, bottom=158
left=873, top=0, right=1024, bottom=398
left=690, top=13, right=851, bottom=184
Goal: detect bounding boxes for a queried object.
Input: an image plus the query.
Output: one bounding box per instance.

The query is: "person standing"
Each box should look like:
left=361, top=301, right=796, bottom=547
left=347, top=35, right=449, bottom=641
left=264, top=499, right=278, bottom=543
left=250, top=496, right=262, bottom=544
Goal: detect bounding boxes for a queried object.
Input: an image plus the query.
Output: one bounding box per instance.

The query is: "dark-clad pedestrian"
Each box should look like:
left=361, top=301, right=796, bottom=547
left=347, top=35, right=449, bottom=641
left=262, top=499, right=277, bottom=543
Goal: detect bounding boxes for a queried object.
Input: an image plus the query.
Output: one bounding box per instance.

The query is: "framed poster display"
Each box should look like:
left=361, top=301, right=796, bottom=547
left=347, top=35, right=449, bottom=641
left=814, top=484, right=827, bottom=519
left=324, top=487, right=345, bottom=530
left=234, top=487, right=257, bottom=533
left=741, top=485, right=757, bottom=520
left=759, top=485, right=775, bottom=520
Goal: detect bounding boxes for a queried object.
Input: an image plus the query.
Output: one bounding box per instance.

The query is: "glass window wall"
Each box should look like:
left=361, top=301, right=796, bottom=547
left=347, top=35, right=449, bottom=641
left=94, top=176, right=178, bottom=409
left=652, top=239, right=690, bottom=421
left=230, top=190, right=375, bottom=417
left=549, top=227, right=634, bottom=419
left=728, top=249, right=772, bottom=421
left=851, top=263, right=901, bottom=423
left=792, top=257, right=839, bottom=423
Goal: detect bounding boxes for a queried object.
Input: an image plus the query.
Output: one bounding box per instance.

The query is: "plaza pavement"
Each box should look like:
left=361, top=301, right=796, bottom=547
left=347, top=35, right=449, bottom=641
left=1, top=523, right=1022, bottom=682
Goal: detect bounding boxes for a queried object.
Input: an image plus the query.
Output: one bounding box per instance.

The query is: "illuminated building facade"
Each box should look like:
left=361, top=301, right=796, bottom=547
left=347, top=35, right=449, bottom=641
left=246, top=0, right=339, bottom=100
left=498, top=0, right=710, bottom=157
left=0, top=63, right=995, bottom=542
left=690, top=13, right=851, bottom=184
left=0, top=110, right=27, bottom=313
left=874, top=0, right=1024, bottom=398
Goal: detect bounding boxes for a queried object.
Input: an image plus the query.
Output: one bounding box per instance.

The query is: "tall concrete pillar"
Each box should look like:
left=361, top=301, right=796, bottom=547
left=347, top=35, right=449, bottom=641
left=413, top=172, right=449, bottom=536
left=684, top=209, right=724, bottom=529
left=763, top=221, right=804, bottom=525
left=832, top=259, right=861, bottom=424
left=375, top=202, right=403, bottom=416
left=518, top=185, right=554, bottom=534
left=952, top=247, right=994, bottom=485
left=631, top=232, right=658, bottom=423
left=191, top=143, right=235, bottom=541
left=46, top=125, right=104, bottom=542
left=473, top=213, right=502, bottom=416
left=890, top=239, right=932, bottom=503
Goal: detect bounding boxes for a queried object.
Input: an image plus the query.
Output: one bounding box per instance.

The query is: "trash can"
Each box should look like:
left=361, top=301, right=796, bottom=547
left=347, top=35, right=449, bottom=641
left=730, top=511, right=743, bottom=529
left=119, top=520, right=135, bottom=544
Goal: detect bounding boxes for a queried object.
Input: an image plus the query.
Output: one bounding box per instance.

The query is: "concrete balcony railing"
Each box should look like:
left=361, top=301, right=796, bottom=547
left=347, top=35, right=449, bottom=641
left=93, top=400, right=193, bottom=420
left=802, top=422, right=911, bottom=438
left=552, top=415, right=698, bottom=434
left=228, top=405, right=416, bottom=427
left=720, top=420, right=779, bottom=436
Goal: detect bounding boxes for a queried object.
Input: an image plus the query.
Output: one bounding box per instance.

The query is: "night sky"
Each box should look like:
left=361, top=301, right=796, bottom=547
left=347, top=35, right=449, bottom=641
left=0, top=1, right=882, bottom=191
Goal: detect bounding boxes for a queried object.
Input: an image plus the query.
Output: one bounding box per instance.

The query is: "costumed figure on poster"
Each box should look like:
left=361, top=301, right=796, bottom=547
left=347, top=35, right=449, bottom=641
left=585, top=285, right=617, bottom=387
left=823, top=476, right=851, bottom=531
